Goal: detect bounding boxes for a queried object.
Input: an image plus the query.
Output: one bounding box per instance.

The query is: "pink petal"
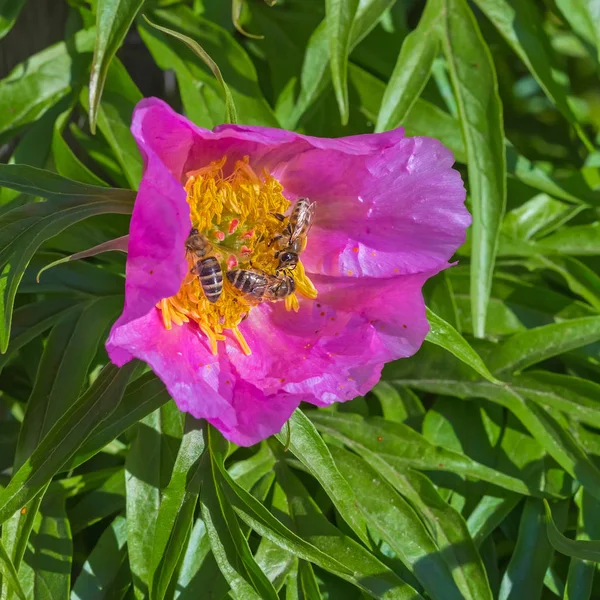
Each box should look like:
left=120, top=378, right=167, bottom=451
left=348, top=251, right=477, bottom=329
left=227, top=269, right=438, bottom=406
left=106, top=309, right=302, bottom=446
left=279, top=137, right=470, bottom=278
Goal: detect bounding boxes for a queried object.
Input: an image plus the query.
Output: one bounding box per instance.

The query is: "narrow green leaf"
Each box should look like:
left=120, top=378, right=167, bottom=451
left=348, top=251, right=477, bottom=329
left=126, top=403, right=183, bottom=599
left=535, top=256, right=600, bottom=311
left=51, top=107, right=109, bottom=186
left=555, top=0, right=600, bottom=62
left=150, top=417, right=206, bottom=600
left=203, top=428, right=279, bottom=600
left=487, top=316, right=600, bottom=375
left=274, top=409, right=371, bottom=547
left=426, top=307, right=501, bottom=383
left=0, top=0, right=27, bottom=39
left=36, top=235, right=128, bottom=282
left=21, top=494, right=73, bottom=600
left=142, top=14, right=238, bottom=124
left=69, top=470, right=125, bottom=534
left=288, top=0, right=395, bottom=128
left=0, top=298, right=78, bottom=373
left=0, top=165, right=133, bottom=352
left=375, top=0, right=440, bottom=132
left=71, top=516, right=129, bottom=600
left=499, top=499, right=568, bottom=600
left=325, top=0, right=359, bottom=124
left=0, top=164, right=135, bottom=203
left=89, top=0, right=144, bottom=133
left=370, top=382, right=424, bottom=424
left=0, top=538, right=25, bottom=600
left=543, top=499, right=600, bottom=562
left=2, top=298, right=120, bottom=574
left=440, top=0, right=506, bottom=338
left=563, top=490, right=600, bottom=599
left=331, top=446, right=464, bottom=600
left=68, top=372, right=170, bottom=470
left=467, top=494, right=521, bottom=547
left=0, top=362, right=136, bottom=526
left=473, top=0, right=593, bottom=150
left=310, top=412, right=533, bottom=496
left=213, top=441, right=423, bottom=598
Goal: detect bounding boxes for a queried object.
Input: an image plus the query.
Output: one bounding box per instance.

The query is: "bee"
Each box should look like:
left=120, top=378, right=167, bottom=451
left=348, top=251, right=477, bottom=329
left=270, top=198, right=316, bottom=272
left=226, top=269, right=296, bottom=303
left=185, top=228, right=223, bottom=303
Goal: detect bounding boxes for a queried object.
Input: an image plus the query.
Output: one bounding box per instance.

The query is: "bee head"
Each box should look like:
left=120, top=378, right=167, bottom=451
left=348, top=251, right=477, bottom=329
left=278, top=251, right=298, bottom=269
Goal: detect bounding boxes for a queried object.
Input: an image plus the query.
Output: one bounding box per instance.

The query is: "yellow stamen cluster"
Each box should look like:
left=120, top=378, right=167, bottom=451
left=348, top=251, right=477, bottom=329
left=158, top=156, right=317, bottom=355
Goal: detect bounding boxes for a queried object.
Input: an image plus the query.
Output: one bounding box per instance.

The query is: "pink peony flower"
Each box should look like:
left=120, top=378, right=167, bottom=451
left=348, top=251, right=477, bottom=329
left=106, top=98, right=470, bottom=446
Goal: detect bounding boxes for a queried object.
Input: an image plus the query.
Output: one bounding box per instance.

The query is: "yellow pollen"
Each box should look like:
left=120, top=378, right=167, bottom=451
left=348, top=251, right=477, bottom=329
left=157, top=156, right=318, bottom=355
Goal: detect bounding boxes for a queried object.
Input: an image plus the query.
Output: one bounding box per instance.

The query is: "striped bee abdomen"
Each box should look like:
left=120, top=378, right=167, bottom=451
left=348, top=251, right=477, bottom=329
left=197, top=257, right=223, bottom=303
left=227, top=269, right=268, bottom=300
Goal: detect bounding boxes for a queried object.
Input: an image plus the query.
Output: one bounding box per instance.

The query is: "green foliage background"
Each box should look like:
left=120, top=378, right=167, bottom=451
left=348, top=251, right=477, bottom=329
left=1, top=0, right=600, bottom=598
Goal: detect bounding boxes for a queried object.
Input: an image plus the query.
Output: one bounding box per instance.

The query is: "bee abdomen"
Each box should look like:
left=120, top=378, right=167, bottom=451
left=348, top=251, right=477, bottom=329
left=198, top=257, right=223, bottom=303
left=227, top=269, right=268, bottom=299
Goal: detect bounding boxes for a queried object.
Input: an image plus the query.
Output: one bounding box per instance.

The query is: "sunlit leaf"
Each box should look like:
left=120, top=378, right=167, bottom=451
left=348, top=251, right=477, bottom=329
left=89, top=0, right=144, bottom=133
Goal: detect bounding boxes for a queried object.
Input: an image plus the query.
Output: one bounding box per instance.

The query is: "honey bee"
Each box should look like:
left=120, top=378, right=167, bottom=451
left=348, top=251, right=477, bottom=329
left=270, top=198, right=316, bottom=272
left=185, top=228, right=223, bottom=303
left=226, top=269, right=296, bottom=303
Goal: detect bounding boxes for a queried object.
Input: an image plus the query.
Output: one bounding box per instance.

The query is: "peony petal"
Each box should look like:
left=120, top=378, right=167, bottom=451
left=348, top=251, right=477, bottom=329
left=280, top=137, right=470, bottom=278
left=106, top=308, right=302, bottom=446
left=227, top=268, right=437, bottom=406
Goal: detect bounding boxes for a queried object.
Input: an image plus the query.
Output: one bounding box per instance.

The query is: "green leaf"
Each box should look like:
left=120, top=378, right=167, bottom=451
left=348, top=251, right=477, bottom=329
left=36, top=235, right=128, bottom=282
left=375, top=0, right=440, bottom=132
left=51, top=106, right=109, bottom=186
left=212, top=438, right=423, bottom=598
left=325, top=0, right=359, bottom=124
left=563, top=490, right=600, bottom=599
left=0, top=362, right=136, bottom=526
left=0, top=165, right=133, bottom=352
left=331, top=446, right=465, bottom=600
left=89, top=0, right=144, bottom=133
left=0, top=298, right=78, bottom=373
left=71, top=516, right=129, bottom=600
left=440, top=0, right=506, bottom=338
left=473, top=0, right=592, bottom=150
left=69, top=470, right=125, bottom=534
left=150, top=416, right=206, bottom=600
left=370, top=382, right=424, bottom=424
left=142, top=14, right=238, bottom=124
left=543, top=498, right=600, bottom=562
left=68, top=372, right=171, bottom=470
left=288, top=0, right=395, bottom=128
left=0, top=164, right=135, bottom=203
left=126, top=402, right=183, bottom=599
left=0, top=538, right=26, bottom=600
left=331, top=439, right=492, bottom=600
left=425, top=307, right=500, bottom=383
left=499, top=499, right=568, bottom=600
left=555, top=0, right=600, bottom=62
left=203, top=428, right=279, bottom=600
left=274, top=409, right=371, bottom=547
left=2, top=297, right=120, bottom=575
left=534, top=256, right=600, bottom=311
left=310, top=412, right=533, bottom=496
left=0, top=0, right=27, bottom=39
left=0, top=29, right=96, bottom=138
left=487, top=316, right=600, bottom=375
left=20, top=494, right=73, bottom=600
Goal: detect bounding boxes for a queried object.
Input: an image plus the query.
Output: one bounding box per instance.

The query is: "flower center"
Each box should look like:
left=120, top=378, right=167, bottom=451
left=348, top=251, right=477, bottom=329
left=157, top=156, right=317, bottom=355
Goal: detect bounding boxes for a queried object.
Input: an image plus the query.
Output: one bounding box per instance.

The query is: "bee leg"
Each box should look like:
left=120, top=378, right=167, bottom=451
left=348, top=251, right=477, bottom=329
left=271, top=213, right=285, bottom=222
left=267, top=234, right=282, bottom=248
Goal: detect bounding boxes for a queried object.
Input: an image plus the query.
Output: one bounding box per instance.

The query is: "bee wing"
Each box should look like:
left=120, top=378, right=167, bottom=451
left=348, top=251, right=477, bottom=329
left=289, top=200, right=316, bottom=243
